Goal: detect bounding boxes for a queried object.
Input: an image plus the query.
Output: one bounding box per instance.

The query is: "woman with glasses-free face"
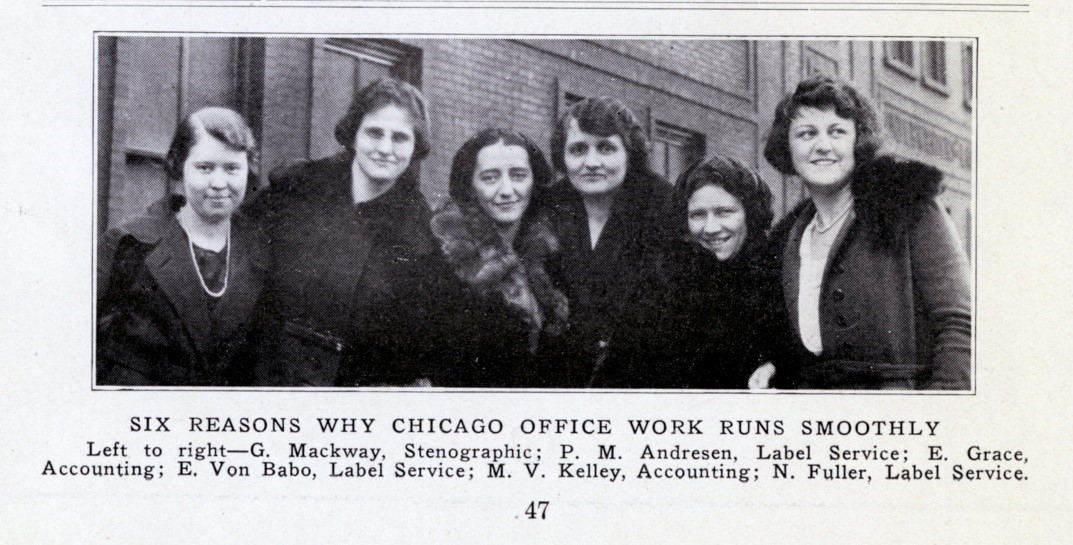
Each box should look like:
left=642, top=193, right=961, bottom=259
left=430, top=129, right=567, bottom=388
left=596, top=156, right=776, bottom=389
left=471, top=141, right=534, bottom=230
left=97, top=107, right=265, bottom=387
left=759, top=75, right=971, bottom=390
left=246, top=78, right=440, bottom=387
left=544, top=97, right=673, bottom=388
left=562, top=118, right=628, bottom=206
left=351, top=103, right=416, bottom=196
left=687, top=184, right=748, bottom=262
left=179, top=133, right=249, bottom=224
left=788, top=106, right=857, bottom=195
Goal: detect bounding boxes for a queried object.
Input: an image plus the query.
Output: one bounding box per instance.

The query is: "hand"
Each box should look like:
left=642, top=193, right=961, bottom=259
left=749, top=363, right=776, bottom=390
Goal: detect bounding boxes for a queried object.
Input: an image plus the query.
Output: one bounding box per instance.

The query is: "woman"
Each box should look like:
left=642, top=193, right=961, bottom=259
left=596, top=156, right=776, bottom=389
left=760, top=75, right=971, bottom=390
left=545, top=96, right=673, bottom=388
left=430, top=129, right=569, bottom=387
left=97, top=106, right=265, bottom=386
left=248, top=78, right=439, bottom=387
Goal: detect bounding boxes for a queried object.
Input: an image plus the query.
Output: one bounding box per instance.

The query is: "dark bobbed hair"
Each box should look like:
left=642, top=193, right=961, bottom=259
left=550, top=96, right=651, bottom=183
left=334, top=78, right=431, bottom=163
left=674, top=155, right=774, bottom=258
left=763, top=75, right=882, bottom=176
left=164, top=106, right=259, bottom=189
left=449, top=128, right=553, bottom=224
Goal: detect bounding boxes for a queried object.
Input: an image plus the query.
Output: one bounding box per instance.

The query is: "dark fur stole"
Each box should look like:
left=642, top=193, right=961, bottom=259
left=852, top=156, right=943, bottom=253
left=430, top=201, right=570, bottom=350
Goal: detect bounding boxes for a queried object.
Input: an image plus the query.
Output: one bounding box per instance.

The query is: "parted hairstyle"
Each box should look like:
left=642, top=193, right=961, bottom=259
left=550, top=96, right=651, bottom=181
left=763, top=75, right=882, bottom=176
left=674, top=155, right=774, bottom=258
left=449, top=128, right=553, bottom=221
left=164, top=106, right=259, bottom=189
left=334, top=78, right=431, bottom=163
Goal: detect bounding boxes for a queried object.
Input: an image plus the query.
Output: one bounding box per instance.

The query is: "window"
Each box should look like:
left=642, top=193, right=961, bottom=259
left=921, top=41, right=950, bottom=94
left=962, top=44, right=974, bottom=109
left=651, top=122, right=705, bottom=185
left=885, top=41, right=916, bottom=78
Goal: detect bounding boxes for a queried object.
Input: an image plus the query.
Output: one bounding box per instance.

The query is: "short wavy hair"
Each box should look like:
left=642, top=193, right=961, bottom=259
left=763, top=75, right=881, bottom=176
left=549, top=96, right=651, bottom=182
left=334, top=78, right=431, bottom=163
left=674, top=155, right=774, bottom=256
left=449, top=128, right=553, bottom=221
left=164, top=106, right=259, bottom=189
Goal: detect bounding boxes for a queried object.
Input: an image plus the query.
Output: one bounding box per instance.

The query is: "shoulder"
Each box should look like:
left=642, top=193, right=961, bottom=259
left=769, top=199, right=812, bottom=246
left=110, top=196, right=180, bottom=246
left=632, top=170, right=673, bottom=212
left=852, top=156, right=944, bottom=251
left=266, top=155, right=350, bottom=199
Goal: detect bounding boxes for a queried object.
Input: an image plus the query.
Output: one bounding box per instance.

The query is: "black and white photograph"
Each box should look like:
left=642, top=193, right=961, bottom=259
left=95, top=36, right=975, bottom=390
left=5, top=2, right=1072, bottom=541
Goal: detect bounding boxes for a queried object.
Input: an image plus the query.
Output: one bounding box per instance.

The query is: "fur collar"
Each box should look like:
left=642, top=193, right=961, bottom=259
left=852, top=156, right=943, bottom=252
left=430, top=201, right=570, bottom=350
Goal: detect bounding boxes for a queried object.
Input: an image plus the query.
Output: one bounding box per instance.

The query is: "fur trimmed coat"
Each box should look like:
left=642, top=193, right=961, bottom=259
left=429, top=201, right=569, bottom=387
left=244, top=155, right=441, bottom=387
left=769, top=157, right=972, bottom=390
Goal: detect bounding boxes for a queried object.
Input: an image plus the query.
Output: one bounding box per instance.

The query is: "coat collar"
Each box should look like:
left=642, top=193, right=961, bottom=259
left=142, top=213, right=263, bottom=358
left=144, top=217, right=215, bottom=357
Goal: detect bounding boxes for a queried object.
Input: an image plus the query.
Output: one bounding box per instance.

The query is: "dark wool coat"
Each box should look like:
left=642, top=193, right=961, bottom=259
left=594, top=239, right=779, bottom=389
left=429, top=202, right=570, bottom=388
left=544, top=171, right=673, bottom=388
left=96, top=197, right=267, bottom=386
left=769, top=157, right=972, bottom=390
left=246, top=155, right=441, bottom=387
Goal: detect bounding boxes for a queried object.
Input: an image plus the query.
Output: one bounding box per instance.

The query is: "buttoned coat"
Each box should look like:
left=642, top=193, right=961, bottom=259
left=247, top=155, right=441, bottom=387
left=770, top=157, right=971, bottom=390
left=96, top=197, right=266, bottom=386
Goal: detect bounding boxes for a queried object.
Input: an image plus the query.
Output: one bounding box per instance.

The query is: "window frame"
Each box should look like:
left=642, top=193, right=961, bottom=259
left=884, top=41, right=918, bottom=80
left=920, top=40, right=951, bottom=96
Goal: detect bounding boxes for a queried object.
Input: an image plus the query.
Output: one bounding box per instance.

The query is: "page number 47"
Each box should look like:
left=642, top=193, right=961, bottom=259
left=524, top=501, right=549, bottom=520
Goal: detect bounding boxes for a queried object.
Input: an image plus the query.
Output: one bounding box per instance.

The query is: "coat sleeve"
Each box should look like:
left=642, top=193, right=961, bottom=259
left=96, top=236, right=164, bottom=386
left=911, top=199, right=972, bottom=389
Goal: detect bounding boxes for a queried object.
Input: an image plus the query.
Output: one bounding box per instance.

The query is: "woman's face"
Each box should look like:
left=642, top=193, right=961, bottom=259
left=789, top=106, right=857, bottom=194
left=563, top=117, right=628, bottom=198
left=687, top=184, right=747, bottom=261
left=352, top=103, right=416, bottom=186
left=472, top=142, right=533, bottom=226
left=181, top=133, right=249, bottom=223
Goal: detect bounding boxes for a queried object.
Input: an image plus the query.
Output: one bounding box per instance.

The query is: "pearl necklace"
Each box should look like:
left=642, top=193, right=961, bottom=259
left=188, top=227, right=231, bottom=298
left=813, top=197, right=854, bottom=234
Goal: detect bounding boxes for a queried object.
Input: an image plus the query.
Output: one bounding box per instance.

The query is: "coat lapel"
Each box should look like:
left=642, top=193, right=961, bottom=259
left=210, top=221, right=264, bottom=342
left=781, top=202, right=814, bottom=335
left=321, top=163, right=381, bottom=306
left=145, top=219, right=214, bottom=358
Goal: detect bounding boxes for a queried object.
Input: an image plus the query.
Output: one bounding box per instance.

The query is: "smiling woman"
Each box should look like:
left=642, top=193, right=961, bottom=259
left=761, top=75, right=972, bottom=390
left=595, top=156, right=777, bottom=389
left=245, top=78, right=442, bottom=387
left=96, top=107, right=266, bottom=386
left=429, top=128, right=568, bottom=387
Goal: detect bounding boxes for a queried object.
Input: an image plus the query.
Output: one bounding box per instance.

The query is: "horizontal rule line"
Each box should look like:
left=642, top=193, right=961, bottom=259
left=45, top=4, right=1031, bottom=12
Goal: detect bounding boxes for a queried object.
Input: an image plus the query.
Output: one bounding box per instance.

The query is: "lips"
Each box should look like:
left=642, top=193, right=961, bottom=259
left=368, top=157, right=397, bottom=167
